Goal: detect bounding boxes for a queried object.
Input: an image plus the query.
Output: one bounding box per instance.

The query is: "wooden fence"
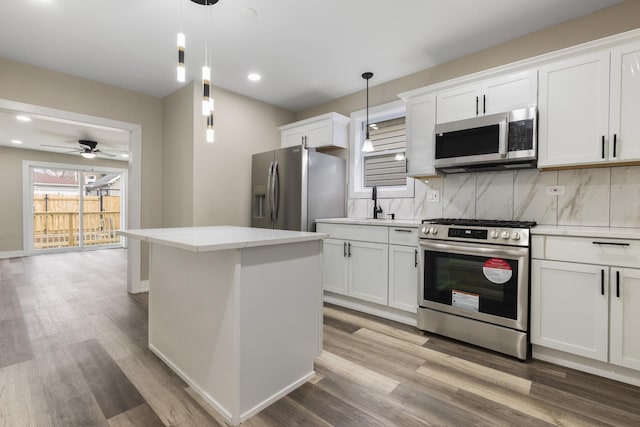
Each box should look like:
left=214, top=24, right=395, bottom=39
left=33, top=195, right=121, bottom=249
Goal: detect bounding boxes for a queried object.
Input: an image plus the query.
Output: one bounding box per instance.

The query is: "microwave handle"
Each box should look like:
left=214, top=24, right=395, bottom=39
left=498, top=119, right=508, bottom=157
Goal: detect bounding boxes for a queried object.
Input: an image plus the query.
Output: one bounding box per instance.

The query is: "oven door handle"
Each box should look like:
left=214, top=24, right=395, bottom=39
left=419, top=240, right=529, bottom=258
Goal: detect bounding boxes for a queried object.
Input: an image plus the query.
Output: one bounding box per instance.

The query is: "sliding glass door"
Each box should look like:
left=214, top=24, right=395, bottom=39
left=32, top=167, right=124, bottom=252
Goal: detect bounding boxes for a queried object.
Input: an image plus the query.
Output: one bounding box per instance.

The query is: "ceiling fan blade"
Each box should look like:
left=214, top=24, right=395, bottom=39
left=96, top=150, right=116, bottom=158
left=41, top=144, right=81, bottom=150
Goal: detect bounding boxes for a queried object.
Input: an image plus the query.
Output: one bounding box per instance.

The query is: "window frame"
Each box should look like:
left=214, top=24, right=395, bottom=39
left=349, top=99, right=414, bottom=199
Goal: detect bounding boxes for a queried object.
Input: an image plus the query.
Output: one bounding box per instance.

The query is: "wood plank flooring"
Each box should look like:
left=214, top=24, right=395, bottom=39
left=1, top=249, right=640, bottom=426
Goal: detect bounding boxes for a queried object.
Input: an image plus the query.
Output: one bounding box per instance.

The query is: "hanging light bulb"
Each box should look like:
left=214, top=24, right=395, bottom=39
left=361, top=72, right=374, bottom=153
left=177, top=32, right=186, bottom=82
left=202, top=65, right=211, bottom=116
left=206, top=112, right=215, bottom=143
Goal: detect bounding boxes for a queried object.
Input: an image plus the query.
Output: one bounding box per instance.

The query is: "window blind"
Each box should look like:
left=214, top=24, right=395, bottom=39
left=363, top=116, right=406, bottom=187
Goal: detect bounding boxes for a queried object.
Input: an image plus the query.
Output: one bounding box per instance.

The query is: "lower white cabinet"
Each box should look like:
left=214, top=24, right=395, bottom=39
left=349, top=241, right=388, bottom=305
left=531, top=235, right=640, bottom=372
left=388, top=244, right=419, bottom=312
left=610, top=267, right=640, bottom=371
left=317, top=222, right=418, bottom=317
left=531, top=260, right=608, bottom=361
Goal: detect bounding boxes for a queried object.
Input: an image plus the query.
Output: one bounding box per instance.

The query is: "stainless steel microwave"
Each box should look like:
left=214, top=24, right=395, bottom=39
left=433, top=107, right=537, bottom=174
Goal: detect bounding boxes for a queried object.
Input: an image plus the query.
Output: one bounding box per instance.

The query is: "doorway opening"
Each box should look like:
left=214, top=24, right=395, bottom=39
left=30, top=164, right=126, bottom=252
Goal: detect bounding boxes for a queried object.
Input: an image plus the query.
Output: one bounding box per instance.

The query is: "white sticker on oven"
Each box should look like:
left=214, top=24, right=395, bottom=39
left=452, top=290, right=479, bottom=312
left=483, top=258, right=512, bottom=284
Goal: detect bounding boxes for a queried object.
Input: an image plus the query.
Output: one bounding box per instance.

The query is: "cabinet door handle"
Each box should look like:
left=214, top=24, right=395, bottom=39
left=343, top=242, right=347, bottom=257
left=414, top=249, right=418, bottom=268
left=613, top=134, right=617, bottom=158
left=592, top=241, right=630, bottom=246
left=601, top=136, right=605, bottom=159
left=601, top=269, right=605, bottom=295
left=348, top=242, right=351, bottom=257
left=475, top=96, right=479, bottom=116
left=616, top=270, right=620, bottom=298
left=483, top=95, right=486, bottom=114
left=394, top=229, right=412, bottom=233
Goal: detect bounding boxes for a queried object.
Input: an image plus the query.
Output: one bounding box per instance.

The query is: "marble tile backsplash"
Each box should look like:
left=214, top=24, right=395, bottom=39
left=348, top=165, right=640, bottom=227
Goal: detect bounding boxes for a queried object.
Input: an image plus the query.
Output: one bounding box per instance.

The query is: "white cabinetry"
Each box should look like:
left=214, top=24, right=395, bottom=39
left=317, top=222, right=419, bottom=321
left=388, top=227, right=419, bottom=313
left=279, top=112, right=349, bottom=149
left=316, top=223, right=388, bottom=305
left=538, top=42, right=640, bottom=168
left=403, top=93, right=437, bottom=177
left=531, top=234, right=640, bottom=372
left=538, top=51, right=610, bottom=167
left=435, top=70, right=537, bottom=123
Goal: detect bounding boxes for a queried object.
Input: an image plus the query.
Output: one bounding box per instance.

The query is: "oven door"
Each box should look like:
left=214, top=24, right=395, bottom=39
left=418, top=239, right=528, bottom=331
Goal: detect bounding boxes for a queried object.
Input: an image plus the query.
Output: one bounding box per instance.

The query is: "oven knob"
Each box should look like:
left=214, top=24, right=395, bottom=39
left=500, top=231, right=510, bottom=240
left=490, top=230, right=499, bottom=239
left=511, top=232, right=521, bottom=241
left=421, top=226, right=429, bottom=234
left=430, top=227, right=438, bottom=235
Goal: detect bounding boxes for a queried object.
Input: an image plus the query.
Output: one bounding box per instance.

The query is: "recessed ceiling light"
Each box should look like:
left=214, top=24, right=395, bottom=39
left=16, top=115, right=32, bottom=122
left=11, top=139, right=23, bottom=144
left=248, top=73, right=261, bottom=82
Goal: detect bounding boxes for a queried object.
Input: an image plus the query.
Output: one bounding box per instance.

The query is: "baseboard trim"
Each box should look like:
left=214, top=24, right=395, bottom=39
left=324, top=293, right=417, bottom=327
left=533, top=345, right=640, bottom=387
left=0, top=250, right=26, bottom=259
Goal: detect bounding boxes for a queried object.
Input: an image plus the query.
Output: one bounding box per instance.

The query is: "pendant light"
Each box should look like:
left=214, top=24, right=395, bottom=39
left=176, top=0, right=219, bottom=141
left=361, top=72, right=374, bottom=153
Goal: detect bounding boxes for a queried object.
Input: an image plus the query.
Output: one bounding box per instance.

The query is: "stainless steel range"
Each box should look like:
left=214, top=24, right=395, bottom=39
left=417, top=218, right=536, bottom=360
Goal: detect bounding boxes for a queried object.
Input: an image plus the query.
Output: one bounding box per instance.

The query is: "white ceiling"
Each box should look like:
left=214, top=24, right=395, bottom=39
left=0, top=0, right=623, bottom=156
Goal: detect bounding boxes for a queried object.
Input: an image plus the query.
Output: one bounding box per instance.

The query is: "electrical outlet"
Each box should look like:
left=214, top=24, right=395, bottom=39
left=545, top=185, right=565, bottom=196
left=427, top=189, right=440, bottom=203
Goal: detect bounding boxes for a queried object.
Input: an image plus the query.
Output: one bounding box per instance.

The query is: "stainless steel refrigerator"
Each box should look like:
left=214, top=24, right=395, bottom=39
left=251, top=145, right=346, bottom=231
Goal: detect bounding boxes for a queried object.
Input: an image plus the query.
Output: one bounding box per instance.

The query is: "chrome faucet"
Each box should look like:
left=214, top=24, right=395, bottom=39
left=372, top=184, right=383, bottom=219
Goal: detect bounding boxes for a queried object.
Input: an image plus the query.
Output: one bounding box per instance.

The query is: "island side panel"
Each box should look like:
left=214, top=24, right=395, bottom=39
left=147, top=244, right=240, bottom=421
left=237, top=240, right=323, bottom=420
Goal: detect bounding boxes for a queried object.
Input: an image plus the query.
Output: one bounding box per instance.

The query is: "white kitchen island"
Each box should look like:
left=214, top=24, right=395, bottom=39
left=119, top=226, right=327, bottom=426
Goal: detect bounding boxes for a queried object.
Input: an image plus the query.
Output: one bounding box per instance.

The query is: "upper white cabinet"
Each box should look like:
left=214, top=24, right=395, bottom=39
left=609, top=41, right=640, bottom=162
left=538, top=42, right=640, bottom=168
left=404, top=93, right=437, bottom=177
left=435, top=70, right=537, bottom=123
left=279, top=112, right=349, bottom=149
left=538, top=51, right=610, bottom=167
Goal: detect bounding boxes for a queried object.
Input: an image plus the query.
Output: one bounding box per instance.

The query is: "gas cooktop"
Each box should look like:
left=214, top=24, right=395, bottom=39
left=422, top=218, right=537, bottom=229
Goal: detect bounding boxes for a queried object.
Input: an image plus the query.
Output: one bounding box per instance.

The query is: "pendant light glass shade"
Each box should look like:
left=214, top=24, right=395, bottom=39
left=202, top=66, right=211, bottom=116
left=362, top=72, right=374, bottom=153
left=177, top=33, right=186, bottom=82
left=206, top=113, right=215, bottom=143
left=362, top=134, right=374, bottom=152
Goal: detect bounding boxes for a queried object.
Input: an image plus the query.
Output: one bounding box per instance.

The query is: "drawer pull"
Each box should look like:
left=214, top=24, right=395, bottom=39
left=592, top=241, right=630, bottom=246
left=348, top=242, right=351, bottom=257
left=343, top=242, right=347, bottom=257
left=601, top=269, right=605, bottom=295
left=394, top=229, right=413, bottom=233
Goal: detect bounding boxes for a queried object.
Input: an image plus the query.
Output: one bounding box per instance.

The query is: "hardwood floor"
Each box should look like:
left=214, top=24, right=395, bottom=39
left=1, top=249, right=640, bottom=426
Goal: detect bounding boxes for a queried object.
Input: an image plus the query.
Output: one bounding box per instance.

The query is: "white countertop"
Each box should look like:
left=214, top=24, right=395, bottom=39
left=532, top=225, right=640, bottom=239
left=119, top=226, right=328, bottom=252
left=316, top=217, right=421, bottom=228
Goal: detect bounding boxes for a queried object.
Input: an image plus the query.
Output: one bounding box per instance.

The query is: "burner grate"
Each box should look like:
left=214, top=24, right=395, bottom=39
left=422, top=218, right=537, bottom=228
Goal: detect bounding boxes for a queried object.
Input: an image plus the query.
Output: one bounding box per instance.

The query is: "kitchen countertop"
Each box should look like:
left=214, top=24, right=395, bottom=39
left=532, top=225, right=640, bottom=239
left=316, top=218, right=421, bottom=227
left=119, top=226, right=328, bottom=252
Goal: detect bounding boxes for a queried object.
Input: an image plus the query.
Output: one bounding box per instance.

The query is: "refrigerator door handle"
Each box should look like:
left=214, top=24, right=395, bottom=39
left=267, top=161, right=274, bottom=225
left=273, top=161, right=280, bottom=224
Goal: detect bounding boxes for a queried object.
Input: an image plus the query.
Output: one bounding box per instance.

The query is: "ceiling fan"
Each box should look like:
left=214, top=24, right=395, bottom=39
left=41, top=140, right=116, bottom=159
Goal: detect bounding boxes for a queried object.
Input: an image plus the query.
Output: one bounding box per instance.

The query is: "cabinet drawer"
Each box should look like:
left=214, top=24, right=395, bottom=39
left=388, top=227, right=418, bottom=246
left=542, top=235, right=640, bottom=268
left=316, top=223, right=388, bottom=243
